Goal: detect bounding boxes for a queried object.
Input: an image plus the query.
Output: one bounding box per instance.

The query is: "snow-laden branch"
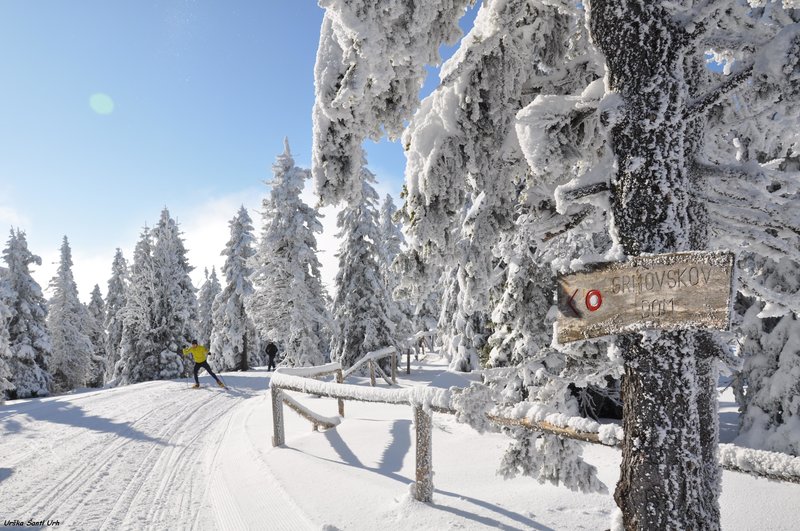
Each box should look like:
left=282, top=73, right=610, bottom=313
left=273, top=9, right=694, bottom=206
left=718, top=443, right=800, bottom=484
left=737, top=275, right=800, bottom=316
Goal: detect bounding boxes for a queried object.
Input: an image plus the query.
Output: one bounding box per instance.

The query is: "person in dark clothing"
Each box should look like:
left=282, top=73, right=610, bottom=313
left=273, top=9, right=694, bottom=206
left=266, top=342, right=278, bottom=371
left=182, top=340, right=225, bottom=388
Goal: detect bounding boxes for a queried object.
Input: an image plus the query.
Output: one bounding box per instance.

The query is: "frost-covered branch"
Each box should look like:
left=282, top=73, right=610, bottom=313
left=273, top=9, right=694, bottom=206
left=685, top=66, right=753, bottom=119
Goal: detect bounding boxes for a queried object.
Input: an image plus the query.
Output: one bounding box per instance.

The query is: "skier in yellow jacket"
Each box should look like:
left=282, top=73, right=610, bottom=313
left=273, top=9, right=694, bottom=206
left=182, top=340, right=225, bottom=388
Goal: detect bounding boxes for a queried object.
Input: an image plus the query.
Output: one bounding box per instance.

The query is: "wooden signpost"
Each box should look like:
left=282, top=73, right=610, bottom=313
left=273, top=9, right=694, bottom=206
left=555, top=251, right=735, bottom=344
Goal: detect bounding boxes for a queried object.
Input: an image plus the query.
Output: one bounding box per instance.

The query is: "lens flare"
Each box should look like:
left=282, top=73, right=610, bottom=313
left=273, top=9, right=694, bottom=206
left=89, top=93, right=115, bottom=115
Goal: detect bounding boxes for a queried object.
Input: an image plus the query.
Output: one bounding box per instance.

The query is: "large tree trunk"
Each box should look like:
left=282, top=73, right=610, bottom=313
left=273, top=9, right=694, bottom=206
left=589, top=1, right=720, bottom=529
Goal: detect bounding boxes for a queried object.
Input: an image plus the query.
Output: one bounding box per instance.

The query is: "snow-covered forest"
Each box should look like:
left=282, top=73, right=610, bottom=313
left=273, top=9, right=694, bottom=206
left=2, top=1, right=799, bottom=529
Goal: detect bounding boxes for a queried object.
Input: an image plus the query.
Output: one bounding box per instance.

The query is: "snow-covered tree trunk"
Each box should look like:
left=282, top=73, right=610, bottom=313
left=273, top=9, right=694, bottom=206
left=589, top=2, right=718, bottom=528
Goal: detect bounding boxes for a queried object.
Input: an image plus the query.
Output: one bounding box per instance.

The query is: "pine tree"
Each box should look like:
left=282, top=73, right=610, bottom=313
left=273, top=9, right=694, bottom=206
left=210, top=207, right=259, bottom=371
left=104, top=249, right=127, bottom=382
left=0, top=270, right=15, bottom=401
left=378, top=194, right=414, bottom=339
left=117, top=211, right=197, bottom=385
left=84, top=284, right=107, bottom=387
left=47, top=237, right=94, bottom=392
left=2, top=229, right=51, bottom=398
left=330, top=168, right=405, bottom=369
left=150, top=208, right=198, bottom=380
left=249, top=139, right=331, bottom=367
left=116, top=227, right=158, bottom=384
left=735, top=302, right=800, bottom=456
left=197, top=267, right=221, bottom=348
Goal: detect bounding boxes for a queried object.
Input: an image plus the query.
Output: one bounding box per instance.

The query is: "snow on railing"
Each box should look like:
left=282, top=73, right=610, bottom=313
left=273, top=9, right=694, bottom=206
left=270, top=363, right=800, bottom=499
left=268, top=366, right=622, bottom=502
left=342, top=346, right=398, bottom=386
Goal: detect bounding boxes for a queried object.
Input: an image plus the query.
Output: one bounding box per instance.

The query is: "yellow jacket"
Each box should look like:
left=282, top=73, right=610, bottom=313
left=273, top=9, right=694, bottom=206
left=182, top=345, right=208, bottom=363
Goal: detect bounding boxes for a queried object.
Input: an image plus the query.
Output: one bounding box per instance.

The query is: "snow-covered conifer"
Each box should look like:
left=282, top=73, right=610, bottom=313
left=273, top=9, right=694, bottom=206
left=249, top=139, right=331, bottom=367
left=330, top=168, right=405, bottom=369
left=150, top=208, right=198, bottom=379
left=117, top=211, right=197, bottom=385
left=48, top=236, right=94, bottom=392
left=378, top=194, right=414, bottom=342
left=104, top=249, right=127, bottom=382
left=84, top=284, right=107, bottom=387
left=116, top=228, right=158, bottom=384
left=735, top=304, right=800, bottom=456
left=197, top=267, right=221, bottom=348
left=0, top=270, right=15, bottom=401
left=2, top=229, right=51, bottom=398
left=210, top=207, right=259, bottom=371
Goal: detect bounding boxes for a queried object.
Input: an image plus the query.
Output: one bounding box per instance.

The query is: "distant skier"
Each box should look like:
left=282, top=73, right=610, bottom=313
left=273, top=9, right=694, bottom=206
left=266, top=341, right=278, bottom=371
left=182, top=340, right=225, bottom=388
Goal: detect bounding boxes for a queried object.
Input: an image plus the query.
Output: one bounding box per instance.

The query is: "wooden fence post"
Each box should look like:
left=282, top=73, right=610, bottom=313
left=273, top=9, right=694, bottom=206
left=414, top=405, right=433, bottom=502
left=336, top=368, right=345, bottom=417
left=271, top=386, right=285, bottom=447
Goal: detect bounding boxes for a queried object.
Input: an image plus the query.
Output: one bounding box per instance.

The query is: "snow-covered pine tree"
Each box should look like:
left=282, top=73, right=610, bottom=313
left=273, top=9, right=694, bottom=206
left=330, top=167, right=406, bottom=370
left=150, top=208, right=198, bottom=380
left=734, top=300, right=800, bottom=456
left=104, top=248, right=127, bottom=383
left=47, top=237, right=93, bottom=393
left=378, top=194, right=414, bottom=343
left=84, top=284, right=107, bottom=387
left=117, top=211, right=197, bottom=385
left=210, top=206, right=259, bottom=371
left=313, top=1, right=800, bottom=527
left=249, top=139, right=331, bottom=367
left=47, top=236, right=94, bottom=392
left=197, top=267, right=221, bottom=348
left=0, top=269, right=15, bottom=401
left=116, top=228, right=158, bottom=384
left=2, top=229, right=51, bottom=398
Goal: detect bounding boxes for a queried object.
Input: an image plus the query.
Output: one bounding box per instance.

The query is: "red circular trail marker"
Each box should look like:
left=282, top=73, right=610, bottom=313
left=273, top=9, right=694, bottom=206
left=585, top=289, right=602, bottom=312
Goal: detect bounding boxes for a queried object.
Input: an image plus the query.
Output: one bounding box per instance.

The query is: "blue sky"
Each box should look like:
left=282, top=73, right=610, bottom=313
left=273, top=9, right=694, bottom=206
left=0, top=2, right=478, bottom=298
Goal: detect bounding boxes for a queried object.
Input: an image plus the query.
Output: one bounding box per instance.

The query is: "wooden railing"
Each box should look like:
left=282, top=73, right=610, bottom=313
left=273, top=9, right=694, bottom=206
left=269, top=361, right=800, bottom=504
left=342, top=346, right=397, bottom=386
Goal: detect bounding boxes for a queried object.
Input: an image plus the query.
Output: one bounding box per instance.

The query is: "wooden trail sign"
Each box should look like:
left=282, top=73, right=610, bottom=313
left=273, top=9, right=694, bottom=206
left=555, top=251, right=735, bottom=344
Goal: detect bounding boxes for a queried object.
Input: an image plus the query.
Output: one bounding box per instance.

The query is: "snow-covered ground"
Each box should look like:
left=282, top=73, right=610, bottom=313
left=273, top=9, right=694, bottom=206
left=1, top=356, right=798, bottom=530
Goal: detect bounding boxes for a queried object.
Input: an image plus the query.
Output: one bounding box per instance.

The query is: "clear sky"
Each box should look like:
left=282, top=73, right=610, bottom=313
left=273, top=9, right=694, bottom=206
left=0, top=1, right=477, bottom=300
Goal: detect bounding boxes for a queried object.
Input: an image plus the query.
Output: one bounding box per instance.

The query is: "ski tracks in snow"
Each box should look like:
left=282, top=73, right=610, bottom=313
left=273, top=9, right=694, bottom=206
left=0, top=376, right=313, bottom=530
left=200, top=396, right=314, bottom=531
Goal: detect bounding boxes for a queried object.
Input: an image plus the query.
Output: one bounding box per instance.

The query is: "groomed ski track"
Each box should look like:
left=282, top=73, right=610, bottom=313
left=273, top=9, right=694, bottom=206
left=2, top=361, right=799, bottom=530
left=0, top=372, right=313, bottom=531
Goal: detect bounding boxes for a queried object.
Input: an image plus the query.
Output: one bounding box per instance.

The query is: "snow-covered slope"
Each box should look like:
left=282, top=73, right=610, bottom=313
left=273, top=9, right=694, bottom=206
left=1, top=360, right=798, bottom=530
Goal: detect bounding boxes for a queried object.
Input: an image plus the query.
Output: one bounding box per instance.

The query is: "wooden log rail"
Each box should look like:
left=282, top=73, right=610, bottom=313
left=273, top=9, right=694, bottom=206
left=341, top=346, right=398, bottom=386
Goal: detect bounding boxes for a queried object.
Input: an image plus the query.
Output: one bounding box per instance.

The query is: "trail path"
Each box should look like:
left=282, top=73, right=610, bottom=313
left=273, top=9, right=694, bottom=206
left=0, top=372, right=311, bottom=531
